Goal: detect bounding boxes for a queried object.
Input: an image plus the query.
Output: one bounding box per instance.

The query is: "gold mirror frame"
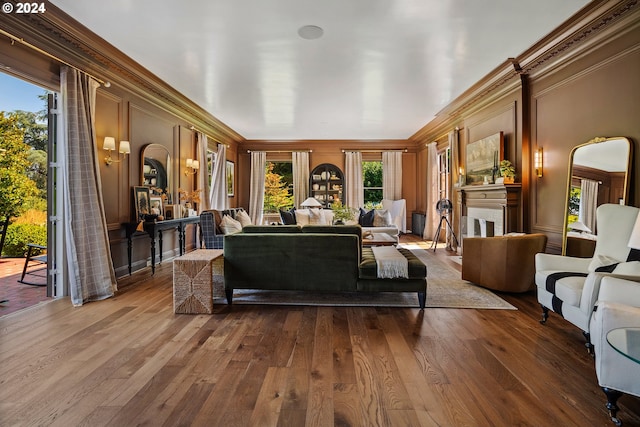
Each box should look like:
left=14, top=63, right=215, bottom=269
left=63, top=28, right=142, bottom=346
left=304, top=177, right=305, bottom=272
left=562, top=136, right=633, bottom=255
left=141, top=143, right=173, bottom=202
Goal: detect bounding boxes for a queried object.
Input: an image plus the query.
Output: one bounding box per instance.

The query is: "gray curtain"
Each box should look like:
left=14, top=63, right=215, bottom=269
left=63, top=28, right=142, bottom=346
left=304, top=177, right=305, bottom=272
left=60, top=66, right=116, bottom=306
left=196, top=132, right=211, bottom=213
left=579, top=178, right=599, bottom=233
left=382, top=151, right=402, bottom=200
left=423, top=142, right=439, bottom=240
left=249, top=151, right=266, bottom=225
left=345, top=151, right=364, bottom=209
left=292, top=151, right=309, bottom=208
left=209, top=143, right=228, bottom=210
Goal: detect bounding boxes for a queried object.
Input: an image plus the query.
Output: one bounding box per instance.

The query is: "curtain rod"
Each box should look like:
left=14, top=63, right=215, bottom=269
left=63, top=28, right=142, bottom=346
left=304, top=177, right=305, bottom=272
left=572, top=176, right=603, bottom=184
left=247, top=149, right=313, bottom=153
left=341, top=148, right=407, bottom=153
left=1, top=29, right=110, bottom=87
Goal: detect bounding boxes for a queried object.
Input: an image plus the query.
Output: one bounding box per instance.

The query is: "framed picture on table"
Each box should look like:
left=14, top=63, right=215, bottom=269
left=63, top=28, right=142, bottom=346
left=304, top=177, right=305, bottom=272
left=133, top=186, right=151, bottom=221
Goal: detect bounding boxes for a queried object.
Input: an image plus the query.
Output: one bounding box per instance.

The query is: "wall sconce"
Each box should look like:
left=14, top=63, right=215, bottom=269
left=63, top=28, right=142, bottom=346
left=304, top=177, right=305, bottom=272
left=534, top=148, right=543, bottom=177
left=184, top=158, right=199, bottom=175
left=103, top=137, right=130, bottom=165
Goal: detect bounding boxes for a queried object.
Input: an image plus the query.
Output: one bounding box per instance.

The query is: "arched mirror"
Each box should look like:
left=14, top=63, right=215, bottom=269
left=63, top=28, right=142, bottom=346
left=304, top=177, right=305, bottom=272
left=563, top=136, right=633, bottom=256
left=141, top=143, right=173, bottom=203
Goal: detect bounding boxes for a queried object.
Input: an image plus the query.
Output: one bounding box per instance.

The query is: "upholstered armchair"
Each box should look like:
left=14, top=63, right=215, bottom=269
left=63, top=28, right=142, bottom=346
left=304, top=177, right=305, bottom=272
left=462, top=233, right=547, bottom=293
left=589, top=276, right=640, bottom=426
left=535, top=204, right=640, bottom=348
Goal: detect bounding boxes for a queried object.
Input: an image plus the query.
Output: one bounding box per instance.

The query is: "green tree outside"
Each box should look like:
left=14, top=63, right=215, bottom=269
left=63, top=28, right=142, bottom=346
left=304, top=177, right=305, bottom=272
left=0, top=112, right=40, bottom=219
left=263, top=162, right=294, bottom=213
left=363, top=161, right=383, bottom=204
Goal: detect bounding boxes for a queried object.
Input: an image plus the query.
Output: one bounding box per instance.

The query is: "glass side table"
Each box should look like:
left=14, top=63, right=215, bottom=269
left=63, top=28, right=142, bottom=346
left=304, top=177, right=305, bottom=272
left=604, top=327, right=640, bottom=426
left=607, top=327, right=640, bottom=364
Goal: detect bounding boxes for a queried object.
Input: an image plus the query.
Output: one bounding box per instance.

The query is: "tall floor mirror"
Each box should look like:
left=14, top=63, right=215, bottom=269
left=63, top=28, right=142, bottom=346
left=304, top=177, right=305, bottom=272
left=563, top=137, right=633, bottom=256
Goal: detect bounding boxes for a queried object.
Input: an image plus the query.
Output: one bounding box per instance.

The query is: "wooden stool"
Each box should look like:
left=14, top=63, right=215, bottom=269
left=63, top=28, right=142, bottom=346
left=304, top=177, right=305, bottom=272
left=173, top=249, right=223, bottom=314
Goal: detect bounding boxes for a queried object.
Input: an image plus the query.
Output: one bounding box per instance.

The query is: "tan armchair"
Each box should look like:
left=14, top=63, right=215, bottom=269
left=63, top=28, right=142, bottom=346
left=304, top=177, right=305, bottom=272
left=462, top=233, right=548, bottom=293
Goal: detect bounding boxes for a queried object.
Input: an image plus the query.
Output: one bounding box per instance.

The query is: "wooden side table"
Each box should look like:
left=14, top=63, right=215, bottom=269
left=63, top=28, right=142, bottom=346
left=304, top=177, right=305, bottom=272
left=173, top=249, right=223, bottom=314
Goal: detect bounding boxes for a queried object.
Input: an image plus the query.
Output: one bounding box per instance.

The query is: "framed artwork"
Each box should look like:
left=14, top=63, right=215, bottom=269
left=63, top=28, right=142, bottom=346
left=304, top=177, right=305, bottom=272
left=226, top=160, right=235, bottom=197
left=149, top=196, right=163, bottom=217
left=465, top=132, right=503, bottom=185
left=133, top=186, right=151, bottom=221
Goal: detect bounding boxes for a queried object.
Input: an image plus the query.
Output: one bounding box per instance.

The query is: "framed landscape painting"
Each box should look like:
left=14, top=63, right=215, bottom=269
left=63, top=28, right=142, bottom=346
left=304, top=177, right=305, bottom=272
left=226, top=160, right=235, bottom=197
left=465, top=132, right=503, bottom=185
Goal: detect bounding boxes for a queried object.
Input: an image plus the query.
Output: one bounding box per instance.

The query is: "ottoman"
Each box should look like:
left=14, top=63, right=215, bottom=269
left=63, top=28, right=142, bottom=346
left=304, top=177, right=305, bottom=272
left=173, top=249, right=223, bottom=314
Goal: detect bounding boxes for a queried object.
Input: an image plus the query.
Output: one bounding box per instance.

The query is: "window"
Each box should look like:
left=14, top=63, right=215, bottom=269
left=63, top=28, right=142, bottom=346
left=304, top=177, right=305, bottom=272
left=437, top=148, right=451, bottom=201
left=264, top=161, right=293, bottom=213
left=363, top=160, right=382, bottom=205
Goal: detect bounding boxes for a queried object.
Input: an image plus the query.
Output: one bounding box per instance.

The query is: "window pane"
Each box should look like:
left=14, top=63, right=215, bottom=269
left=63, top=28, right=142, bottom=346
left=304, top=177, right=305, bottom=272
left=264, top=161, right=294, bottom=213
left=363, top=161, right=382, bottom=205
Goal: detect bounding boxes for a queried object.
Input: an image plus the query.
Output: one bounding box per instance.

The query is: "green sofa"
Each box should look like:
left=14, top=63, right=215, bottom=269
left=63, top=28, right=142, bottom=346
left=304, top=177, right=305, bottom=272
left=223, top=225, right=427, bottom=308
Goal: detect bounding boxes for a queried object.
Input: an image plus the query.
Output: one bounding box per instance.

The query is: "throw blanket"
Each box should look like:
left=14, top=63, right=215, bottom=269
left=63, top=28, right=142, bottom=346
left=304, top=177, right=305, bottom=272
left=372, top=246, right=409, bottom=279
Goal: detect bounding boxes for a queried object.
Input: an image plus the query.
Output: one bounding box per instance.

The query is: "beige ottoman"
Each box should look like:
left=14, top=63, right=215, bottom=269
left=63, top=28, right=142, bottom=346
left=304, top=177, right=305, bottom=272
left=173, top=249, right=223, bottom=314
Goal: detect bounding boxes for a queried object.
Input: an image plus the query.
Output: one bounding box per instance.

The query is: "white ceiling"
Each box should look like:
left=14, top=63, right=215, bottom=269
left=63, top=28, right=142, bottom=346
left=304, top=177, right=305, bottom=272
left=51, top=0, right=589, bottom=141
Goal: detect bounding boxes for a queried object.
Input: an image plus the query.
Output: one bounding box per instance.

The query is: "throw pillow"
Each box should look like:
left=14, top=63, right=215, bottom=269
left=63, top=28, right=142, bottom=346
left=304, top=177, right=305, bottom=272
left=236, top=209, right=252, bottom=227
left=612, top=261, right=640, bottom=276
left=588, top=254, right=621, bottom=273
left=280, top=208, right=296, bottom=225
left=323, top=209, right=335, bottom=225
left=373, top=209, right=393, bottom=227
left=308, top=209, right=325, bottom=225
left=213, top=210, right=224, bottom=234
left=359, top=208, right=375, bottom=227
left=220, top=214, right=242, bottom=235
left=295, top=209, right=310, bottom=226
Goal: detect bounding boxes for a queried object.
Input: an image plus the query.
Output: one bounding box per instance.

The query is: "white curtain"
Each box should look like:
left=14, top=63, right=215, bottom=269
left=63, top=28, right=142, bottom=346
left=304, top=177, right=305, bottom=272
left=60, top=66, right=116, bottom=306
left=249, top=151, right=267, bottom=225
left=448, top=130, right=460, bottom=250
left=579, top=178, right=599, bottom=233
left=196, top=132, right=210, bottom=213
left=292, top=151, right=309, bottom=208
left=209, top=143, right=228, bottom=210
left=382, top=151, right=403, bottom=200
left=345, top=151, right=364, bottom=209
left=423, top=142, right=439, bottom=240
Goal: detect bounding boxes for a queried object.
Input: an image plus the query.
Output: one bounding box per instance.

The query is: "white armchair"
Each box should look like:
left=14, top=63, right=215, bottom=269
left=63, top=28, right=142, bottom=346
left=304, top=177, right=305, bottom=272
left=535, top=204, right=640, bottom=348
left=589, top=276, right=640, bottom=426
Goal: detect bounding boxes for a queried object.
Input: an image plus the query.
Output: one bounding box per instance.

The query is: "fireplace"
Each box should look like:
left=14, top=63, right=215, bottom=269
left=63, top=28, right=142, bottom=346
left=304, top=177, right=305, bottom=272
left=457, top=183, right=522, bottom=242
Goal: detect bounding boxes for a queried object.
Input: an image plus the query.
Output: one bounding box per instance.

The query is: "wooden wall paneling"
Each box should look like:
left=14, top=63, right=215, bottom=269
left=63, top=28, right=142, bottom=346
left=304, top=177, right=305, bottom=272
left=95, top=89, right=125, bottom=229
left=530, top=43, right=640, bottom=251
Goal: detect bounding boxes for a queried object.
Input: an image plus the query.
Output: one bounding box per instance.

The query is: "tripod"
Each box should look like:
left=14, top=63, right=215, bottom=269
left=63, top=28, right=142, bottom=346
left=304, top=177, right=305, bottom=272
left=430, top=199, right=459, bottom=252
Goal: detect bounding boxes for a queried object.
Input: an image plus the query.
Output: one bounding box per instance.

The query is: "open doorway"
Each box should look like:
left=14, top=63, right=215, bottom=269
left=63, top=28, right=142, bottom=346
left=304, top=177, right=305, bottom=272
left=0, top=72, right=55, bottom=316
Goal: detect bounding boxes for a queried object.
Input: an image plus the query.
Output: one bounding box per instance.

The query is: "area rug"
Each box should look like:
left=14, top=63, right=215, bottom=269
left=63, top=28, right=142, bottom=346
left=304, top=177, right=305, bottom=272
left=214, top=247, right=516, bottom=310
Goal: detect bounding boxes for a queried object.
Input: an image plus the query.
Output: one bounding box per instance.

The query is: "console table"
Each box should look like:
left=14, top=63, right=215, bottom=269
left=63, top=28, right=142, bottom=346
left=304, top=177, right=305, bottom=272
left=123, top=216, right=200, bottom=275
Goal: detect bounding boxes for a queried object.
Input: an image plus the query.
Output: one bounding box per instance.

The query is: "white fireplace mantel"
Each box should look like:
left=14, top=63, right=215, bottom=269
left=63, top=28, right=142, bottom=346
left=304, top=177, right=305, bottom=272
left=456, top=183, right=522, bottom=240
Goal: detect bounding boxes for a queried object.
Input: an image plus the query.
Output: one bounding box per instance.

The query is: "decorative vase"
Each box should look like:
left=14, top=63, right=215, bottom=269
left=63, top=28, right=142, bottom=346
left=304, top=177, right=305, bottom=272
left=503, top=177, right=515, bottom=184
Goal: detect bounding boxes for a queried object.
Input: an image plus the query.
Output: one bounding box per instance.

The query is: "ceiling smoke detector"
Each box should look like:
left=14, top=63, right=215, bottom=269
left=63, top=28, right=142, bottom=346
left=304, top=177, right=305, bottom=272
left=298, top=25, right=324, bottom=40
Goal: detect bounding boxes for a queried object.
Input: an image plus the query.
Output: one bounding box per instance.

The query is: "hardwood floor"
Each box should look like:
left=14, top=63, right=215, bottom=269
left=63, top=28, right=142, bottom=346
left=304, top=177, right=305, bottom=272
left=1, top=240, right=639, bottom=426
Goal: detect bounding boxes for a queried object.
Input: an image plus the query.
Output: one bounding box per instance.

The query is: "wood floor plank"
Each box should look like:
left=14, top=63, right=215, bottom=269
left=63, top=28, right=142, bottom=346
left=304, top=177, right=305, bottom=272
left=2, top=240, right=640, bottom=426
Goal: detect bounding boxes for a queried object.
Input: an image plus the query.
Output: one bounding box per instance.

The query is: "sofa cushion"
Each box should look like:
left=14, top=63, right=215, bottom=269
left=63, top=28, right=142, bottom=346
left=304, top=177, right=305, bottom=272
left=280, top=207, right=296, bottom=225
left=359, top=247, right=426, bottom=279
left=302, top=225, right=362, bottom=248
left=236, top=209, right=252, bottom=227
left=373, top=209, right=393, bottom=227
left=242, top=225, right=301, bottom=233
left=220, top=215, right=242, bottom=235
left=309, top=208, right=325, bottom=225
left=359, top=208, right=375, bottom=227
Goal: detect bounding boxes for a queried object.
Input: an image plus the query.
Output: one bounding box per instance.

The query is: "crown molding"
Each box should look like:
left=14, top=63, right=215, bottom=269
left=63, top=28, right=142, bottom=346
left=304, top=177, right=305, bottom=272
left=0, top=1, right=244, bottom=145
left=409, top=0, right=639, bottom=144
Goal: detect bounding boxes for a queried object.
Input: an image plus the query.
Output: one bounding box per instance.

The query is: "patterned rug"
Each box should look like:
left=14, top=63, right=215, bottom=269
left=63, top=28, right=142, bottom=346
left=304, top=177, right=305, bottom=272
left=215, top=247, right=516, bottom=310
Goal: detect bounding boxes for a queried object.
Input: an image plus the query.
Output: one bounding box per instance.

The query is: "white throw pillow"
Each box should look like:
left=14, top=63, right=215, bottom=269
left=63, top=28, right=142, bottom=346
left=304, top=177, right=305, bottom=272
left=613, top=261, right=640, bottom=276
left=235, top=210, right=252, bottom=227
left=295, top=209, right=310, bottom=226
left=308, top=209, right=325, bottom=225
left=373, top=209, right=393, bottom=227
left=323, top=209, right=335, bottom=225
left=588, top=254, right=621, bottom=273
left=220, top=214, right=242, bottom=235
